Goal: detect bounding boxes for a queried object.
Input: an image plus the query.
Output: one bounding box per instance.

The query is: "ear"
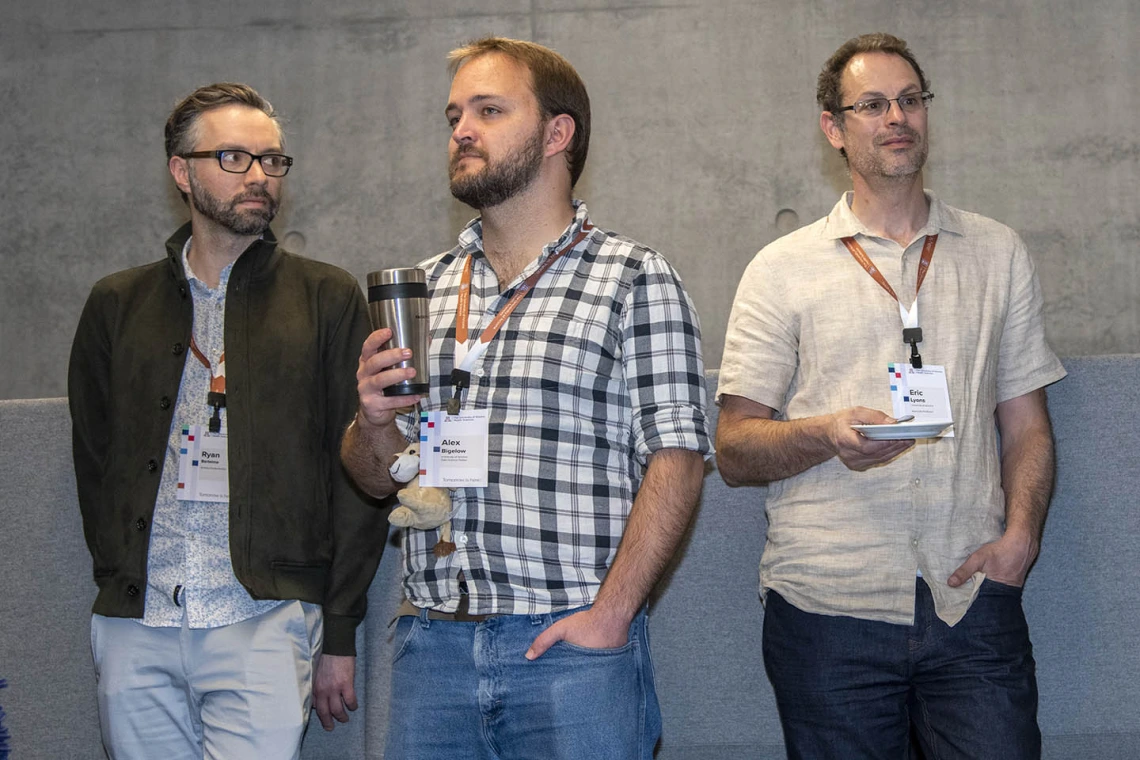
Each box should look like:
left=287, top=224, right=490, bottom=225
left=169, top=155, right=191, bottom=196
left=543, top=113, right=576, bottom=159
left=820, top=111, right=846, bottom=152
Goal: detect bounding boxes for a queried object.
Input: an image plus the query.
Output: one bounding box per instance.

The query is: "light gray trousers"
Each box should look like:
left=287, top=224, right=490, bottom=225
left=91, top=600, right=322, bottom=760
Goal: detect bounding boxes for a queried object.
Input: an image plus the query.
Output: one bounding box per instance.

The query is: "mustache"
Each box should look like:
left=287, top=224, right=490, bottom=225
left=875, top=127, right=921, bottom=146
left=450, top=145, right=487, bottom=167
left=234, top=188, right=275, bottom=204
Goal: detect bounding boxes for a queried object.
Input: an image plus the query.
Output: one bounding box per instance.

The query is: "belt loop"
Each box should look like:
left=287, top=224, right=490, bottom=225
left=418, top=607, right=432, bottom=629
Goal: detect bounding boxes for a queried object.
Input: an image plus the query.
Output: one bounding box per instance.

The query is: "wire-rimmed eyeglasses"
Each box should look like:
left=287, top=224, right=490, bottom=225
left=835, top=91, right=934, bottom=117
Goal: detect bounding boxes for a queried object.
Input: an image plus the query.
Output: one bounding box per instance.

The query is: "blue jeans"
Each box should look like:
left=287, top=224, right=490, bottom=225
left=386, top=604, right=660, bottom=759
left=763, top=578, right=1040, bottom=760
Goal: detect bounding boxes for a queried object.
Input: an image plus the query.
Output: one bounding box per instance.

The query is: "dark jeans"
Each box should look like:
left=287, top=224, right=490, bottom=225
left=763, top=578, right=1040, bottom=760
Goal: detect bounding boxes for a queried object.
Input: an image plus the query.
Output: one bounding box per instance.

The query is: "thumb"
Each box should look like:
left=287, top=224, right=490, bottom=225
left=344, top=686, right=359, bottom=712
left=948, top=550, right=983, bottom=588
left=525, top=622, right=563, bottom=661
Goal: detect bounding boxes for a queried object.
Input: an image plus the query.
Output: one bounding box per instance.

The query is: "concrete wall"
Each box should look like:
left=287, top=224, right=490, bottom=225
left=2, top=0, right=1137, bottom=400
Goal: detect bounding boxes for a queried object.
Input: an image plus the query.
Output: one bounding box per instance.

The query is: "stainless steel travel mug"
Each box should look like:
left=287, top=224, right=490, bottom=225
left=366, top=268, right=430, bottom=396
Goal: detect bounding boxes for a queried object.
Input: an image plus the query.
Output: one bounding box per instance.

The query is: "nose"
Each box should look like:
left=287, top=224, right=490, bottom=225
left=244, top=159, right=270, bottom=185
left=451, top=113, right=476, bottom=145
left=884, top=98, right=909, bottom=125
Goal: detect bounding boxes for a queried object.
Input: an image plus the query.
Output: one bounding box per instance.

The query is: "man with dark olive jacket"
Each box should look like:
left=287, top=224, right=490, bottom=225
left=68, top=82, right=386, bottom=759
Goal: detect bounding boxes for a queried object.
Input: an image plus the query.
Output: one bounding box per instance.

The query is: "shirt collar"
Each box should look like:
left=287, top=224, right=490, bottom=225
left=181, top=236, right=236, bottom=295
left=821, top=190, right=964, bottom=243
left=457, top=199, right=591, bottom=262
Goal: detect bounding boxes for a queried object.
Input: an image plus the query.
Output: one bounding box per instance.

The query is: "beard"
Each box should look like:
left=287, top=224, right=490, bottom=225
left=187, top=167, right=279, bottom=236
left=449, top=125, right=545, bottom=210
left=847, top=125, right=928, bottom=180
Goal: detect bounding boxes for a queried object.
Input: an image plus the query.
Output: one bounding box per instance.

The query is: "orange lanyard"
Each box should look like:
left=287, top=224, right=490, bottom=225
left=448, top=221, right=594, bottom=413
left=840, top=234, right=937, bottom=306
left=841, top=234, right=938, bottom=368
left=455, top=221, right=594, bottom=350
left=189, top=336, right=227, bottom=431
left=189, top=336, right=225, bottom=394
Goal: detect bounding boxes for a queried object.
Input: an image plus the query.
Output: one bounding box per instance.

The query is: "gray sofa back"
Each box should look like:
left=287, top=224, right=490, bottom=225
left=1, top=356, right=1138, bottom=758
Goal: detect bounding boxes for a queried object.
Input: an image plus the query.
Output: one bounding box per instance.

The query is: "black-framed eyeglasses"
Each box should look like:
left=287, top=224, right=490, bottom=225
left=835, top=91, right=934, bottom=117
left=180, top=149, right=294, bottom=177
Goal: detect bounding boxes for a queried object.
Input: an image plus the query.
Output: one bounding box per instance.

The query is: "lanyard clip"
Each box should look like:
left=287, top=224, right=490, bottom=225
left=207, top=391, right=226, bottom=433
left=447, top=369, right=471, bottom=416
left=903, top=327, right=923, bottom=369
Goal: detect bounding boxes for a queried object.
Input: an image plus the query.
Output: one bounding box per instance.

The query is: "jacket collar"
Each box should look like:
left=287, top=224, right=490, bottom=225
left=164, top=221, right=280, bottom=287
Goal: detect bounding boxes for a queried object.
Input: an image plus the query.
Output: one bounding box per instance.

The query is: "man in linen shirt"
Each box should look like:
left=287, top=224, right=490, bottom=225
left=341, top=38, right=709, bottom=758
left=716, top=33, right=1065, bottom=758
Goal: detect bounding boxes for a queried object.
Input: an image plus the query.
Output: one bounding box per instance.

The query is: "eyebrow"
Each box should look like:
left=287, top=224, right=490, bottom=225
left=211, top=144, right=284, bottom=154
left=852, top=86, right=923, bottom=101
left=445, top=93, right=505, bottom=115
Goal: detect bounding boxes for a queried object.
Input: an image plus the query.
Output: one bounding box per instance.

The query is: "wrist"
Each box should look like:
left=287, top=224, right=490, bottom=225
left=588, top=597, right=637, bottom=633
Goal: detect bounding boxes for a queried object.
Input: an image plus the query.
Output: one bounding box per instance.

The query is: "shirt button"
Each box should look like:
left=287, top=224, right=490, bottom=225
left=913, top=478, right=921, bottom=487
left=147, top=459, right=159, bottom=472
left=912, top=539, right=919, bottom=547
left=458, top=534, right=469, bottom=545
left=160, top=396, right=171, bottom=410
left=126, top=584, right=140, bottom=597
left=135, top=517, right=147, bottom=531
left=171, top=342, right=184, bottom=355
left=475, top=369, right=485, bottom=378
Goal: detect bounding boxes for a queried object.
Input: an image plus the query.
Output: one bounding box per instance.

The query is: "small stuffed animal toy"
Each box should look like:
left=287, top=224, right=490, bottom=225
left=388, top=443, right=456, bottom=557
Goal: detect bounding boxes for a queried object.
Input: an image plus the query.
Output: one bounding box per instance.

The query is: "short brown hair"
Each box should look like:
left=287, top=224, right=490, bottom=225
left=816, top=33, right=930, bottom=115
left=449, top=37, right=591, bottom=188
left=165, top=83, right=281, bottom=202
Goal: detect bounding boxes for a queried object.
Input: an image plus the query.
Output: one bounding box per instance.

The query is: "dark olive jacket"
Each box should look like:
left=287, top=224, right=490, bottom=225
left=68, top=223, right=385, bottom=655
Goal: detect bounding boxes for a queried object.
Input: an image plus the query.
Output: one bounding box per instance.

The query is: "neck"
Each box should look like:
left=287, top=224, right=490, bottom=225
left=477, top=187, right=575, bottom=288
left=186, top=214, right=260, bottom=289
left=848, top=173, right=929, bottom=247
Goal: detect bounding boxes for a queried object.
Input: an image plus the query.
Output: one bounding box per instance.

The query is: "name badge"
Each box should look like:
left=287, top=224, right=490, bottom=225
left=177, top=424, right=229, bottom=501
left=888, top=363, right=955, bottom=437
left=418, top=409, right=490, bottom=488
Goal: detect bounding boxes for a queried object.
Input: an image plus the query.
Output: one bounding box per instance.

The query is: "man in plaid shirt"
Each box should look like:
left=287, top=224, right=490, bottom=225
left=342, top=37, right=709, bottom=758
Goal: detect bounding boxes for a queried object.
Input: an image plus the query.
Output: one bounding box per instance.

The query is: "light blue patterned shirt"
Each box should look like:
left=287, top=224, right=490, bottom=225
left=140, top=238, right=284, bottom=628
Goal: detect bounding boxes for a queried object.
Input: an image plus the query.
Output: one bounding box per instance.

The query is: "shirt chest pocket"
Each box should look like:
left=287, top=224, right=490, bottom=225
left=508, top=315, right=615, bottom=388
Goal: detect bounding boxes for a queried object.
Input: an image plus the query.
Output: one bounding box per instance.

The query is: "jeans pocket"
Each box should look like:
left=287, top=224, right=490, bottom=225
left=391, top=615, right=420, bottom=664
left=556, top=638, right=636, bottom=656
left=980, top=577, right=1024, bottom=596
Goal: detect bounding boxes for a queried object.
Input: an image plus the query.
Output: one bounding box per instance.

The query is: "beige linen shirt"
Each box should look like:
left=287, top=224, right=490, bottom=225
left=719, top=192, right=1066, bottom=626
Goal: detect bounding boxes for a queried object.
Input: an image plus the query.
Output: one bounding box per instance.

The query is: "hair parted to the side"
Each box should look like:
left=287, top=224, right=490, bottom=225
left=816, top=33, right=930, bottom=162
left=817, top=33, right=929, bottom=116
left=448, top=37, right=591, bottom=188
left=164, top=83, right=282, bottom=202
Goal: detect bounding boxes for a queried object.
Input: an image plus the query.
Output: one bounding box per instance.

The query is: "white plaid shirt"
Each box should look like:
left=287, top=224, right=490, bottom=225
left=396, top=202, right=710, bottom=615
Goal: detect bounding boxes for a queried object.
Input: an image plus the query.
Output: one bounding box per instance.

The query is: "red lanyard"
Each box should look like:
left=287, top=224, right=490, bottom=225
left=840, top=234, right=938, bottom=307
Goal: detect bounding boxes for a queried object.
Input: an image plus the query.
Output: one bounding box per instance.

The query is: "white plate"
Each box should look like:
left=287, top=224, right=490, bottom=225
left=851, top=421, right=952, bottom=440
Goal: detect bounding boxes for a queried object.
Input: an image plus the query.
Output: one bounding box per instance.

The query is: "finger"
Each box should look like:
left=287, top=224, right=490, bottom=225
left=948, top=551, right=982, bottom=587
left=525, top=623, right=564, bottom=661
left=362, top=347, right=413, bottom=377
left=330, top=695, right=350, bottom=724
left=360, top=328, right=394, bottom=358
left=315, top=697, right=334, bottom=731
left=344, top=686, right=359, bottom=713
left=849, top=406, right=898, bottom=425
